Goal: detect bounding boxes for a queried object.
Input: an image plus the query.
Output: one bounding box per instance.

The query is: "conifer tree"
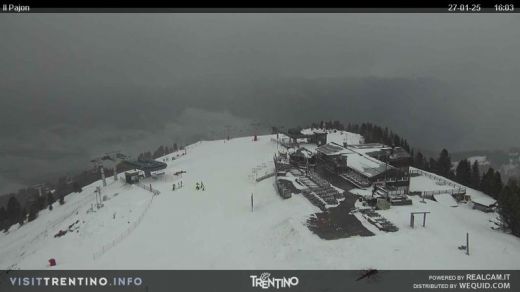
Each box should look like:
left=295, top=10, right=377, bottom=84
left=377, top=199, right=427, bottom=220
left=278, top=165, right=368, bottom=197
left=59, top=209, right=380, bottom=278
left=0, top=206, right=7, bottom=232
left=492, top=171, right=503, bottom=197
left=456, top=159, right=471, bottom=186
left=18, top=207, right=27, bottom=226
left=437, top=149, right=452, bottom=177
left=414, top=152, right=425, bottom=169
left=47, top=191, right=55, bottom=211
left=72, top=182, right=82, bottom=193
left=480, top=168, right=496, bottom=196
left=428, top=158, right=437, bottom=173
left=470, top=161, right=481, bottom=189
left=7, top=196, right=21, bottom=227
left=28, top=199, right=39, bottom=222
left=497, top=179, right=520, bottom=236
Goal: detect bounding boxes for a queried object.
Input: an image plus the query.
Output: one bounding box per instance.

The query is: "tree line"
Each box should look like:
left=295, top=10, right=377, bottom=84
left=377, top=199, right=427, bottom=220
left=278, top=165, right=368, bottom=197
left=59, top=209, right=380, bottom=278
left=308, top=121, right=412, bottom=152
left=0, top=188, right=68, bottom=233
left=309, top=120, right=520, bottom=237
left=136, top=143, right=180, bottom=161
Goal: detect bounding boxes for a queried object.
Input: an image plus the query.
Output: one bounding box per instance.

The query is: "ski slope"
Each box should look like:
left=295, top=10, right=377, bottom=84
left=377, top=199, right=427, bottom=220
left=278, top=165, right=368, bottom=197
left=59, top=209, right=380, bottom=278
left=1, top=133, right=519, bottom=270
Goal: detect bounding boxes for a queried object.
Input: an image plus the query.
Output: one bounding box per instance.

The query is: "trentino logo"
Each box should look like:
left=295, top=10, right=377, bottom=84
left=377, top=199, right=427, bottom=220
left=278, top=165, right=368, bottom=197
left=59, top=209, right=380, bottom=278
left=250, top=272, right=299, bottom=289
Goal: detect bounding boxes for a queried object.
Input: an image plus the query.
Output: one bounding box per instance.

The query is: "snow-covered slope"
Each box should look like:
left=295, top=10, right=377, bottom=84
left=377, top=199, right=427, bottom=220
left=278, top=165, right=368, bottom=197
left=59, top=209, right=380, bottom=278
left=1, top=134, right=519, bottom=270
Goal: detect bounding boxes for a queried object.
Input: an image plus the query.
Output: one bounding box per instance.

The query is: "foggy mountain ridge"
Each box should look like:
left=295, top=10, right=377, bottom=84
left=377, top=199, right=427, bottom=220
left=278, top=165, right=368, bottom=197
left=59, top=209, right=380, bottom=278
left=1, top=75, right=518, bottom=197
left=1, top=75, right=495, bottom=152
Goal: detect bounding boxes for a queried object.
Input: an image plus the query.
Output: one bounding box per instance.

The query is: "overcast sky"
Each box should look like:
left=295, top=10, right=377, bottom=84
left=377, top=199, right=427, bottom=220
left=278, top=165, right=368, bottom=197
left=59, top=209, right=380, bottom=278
left=0, top=13, right=519, bottom=195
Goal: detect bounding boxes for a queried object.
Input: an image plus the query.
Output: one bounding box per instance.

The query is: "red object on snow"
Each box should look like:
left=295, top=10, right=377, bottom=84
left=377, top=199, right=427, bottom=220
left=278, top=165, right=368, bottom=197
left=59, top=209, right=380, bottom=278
left=48, top=258, right=56, bottom=266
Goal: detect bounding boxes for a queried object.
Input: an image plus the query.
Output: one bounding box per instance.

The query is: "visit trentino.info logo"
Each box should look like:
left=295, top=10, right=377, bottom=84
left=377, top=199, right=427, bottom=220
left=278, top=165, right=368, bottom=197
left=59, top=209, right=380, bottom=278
left=250, top=272, right=299, bottom=289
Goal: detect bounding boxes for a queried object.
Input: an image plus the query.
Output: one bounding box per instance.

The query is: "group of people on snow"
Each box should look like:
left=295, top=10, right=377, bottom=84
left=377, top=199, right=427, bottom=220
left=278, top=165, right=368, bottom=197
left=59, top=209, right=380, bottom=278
left=171, top=179, right=205, bottom=192
left=172, top=180, right=183, bottom=191
left=195, top=181, right=205, bottom=191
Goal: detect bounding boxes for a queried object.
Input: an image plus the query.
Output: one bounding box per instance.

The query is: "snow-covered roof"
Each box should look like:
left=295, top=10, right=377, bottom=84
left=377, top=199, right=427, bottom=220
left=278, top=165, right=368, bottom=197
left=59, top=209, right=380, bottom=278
left=316, top=143, right=351, bottom=156
left=348, top=143, right=388, bottom=150
left=294, top=147, right=313, bottom=158
left=317, top=142, right=392, bottom=177
left=348, top=144, right=410, bottom=160
left=390, top=149, right=411, bottom=160
left=300, top=128, right=364, bottom=146
left=348, top=143, right=392, bottom=155
left=301, top=144, right=318, bottom=153
left=471, top=194, right=497, bottom=207
left=342, top=151, right=389, bottom=178
left=300, top=128, right=327, bottom=135
left=327, top=130, right=363, bottom=145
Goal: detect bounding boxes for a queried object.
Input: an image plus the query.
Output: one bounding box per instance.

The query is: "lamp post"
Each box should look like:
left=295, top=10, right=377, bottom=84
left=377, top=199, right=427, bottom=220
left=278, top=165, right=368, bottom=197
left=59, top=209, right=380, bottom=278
left=90, top=159, right=107, bottom=187
left=225, top=125, right=231, bottom=141
left=305, top=154, right=309, bottom=175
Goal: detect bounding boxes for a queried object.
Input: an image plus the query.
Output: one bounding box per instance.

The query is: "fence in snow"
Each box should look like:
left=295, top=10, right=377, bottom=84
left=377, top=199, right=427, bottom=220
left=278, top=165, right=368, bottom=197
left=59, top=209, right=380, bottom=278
left=256, top=172, right=275, bottom=182
left=92, top=193, right=155, bottom=260
left=249, top=162, right=275, bottom=183
left=409, top=167, right=465, bottom=189
left=271, top=136, right=298, bottom=149
left=409, top=167, right=467, bottom=197
left=422, top=188, right=467, bottom=198
left=92, top=183, right=159, bottom=259
left=136, top=182, right=161, bottom=196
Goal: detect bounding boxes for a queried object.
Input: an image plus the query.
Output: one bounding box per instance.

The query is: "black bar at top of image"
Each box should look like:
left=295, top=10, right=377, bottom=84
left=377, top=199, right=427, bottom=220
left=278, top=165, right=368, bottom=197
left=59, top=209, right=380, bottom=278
left=4, top=0, right=519, bottom=10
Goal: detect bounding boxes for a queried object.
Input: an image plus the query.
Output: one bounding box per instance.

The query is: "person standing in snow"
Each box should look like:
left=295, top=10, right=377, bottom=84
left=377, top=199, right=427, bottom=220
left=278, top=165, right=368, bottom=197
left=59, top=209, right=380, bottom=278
left=195, top=182, right=200, bottom=191
left=200, top=181, right=205, bottom=191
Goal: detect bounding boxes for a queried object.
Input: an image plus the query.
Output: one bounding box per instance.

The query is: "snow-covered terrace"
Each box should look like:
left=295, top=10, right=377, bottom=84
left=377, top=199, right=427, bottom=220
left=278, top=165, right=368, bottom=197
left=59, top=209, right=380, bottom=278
left=342, top=150, right=390, bottom=178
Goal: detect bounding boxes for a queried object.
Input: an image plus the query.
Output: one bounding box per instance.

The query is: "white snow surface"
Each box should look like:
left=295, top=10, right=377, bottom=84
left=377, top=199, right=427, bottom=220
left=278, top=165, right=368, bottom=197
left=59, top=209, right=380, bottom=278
left=0, top=135, right=519, bottom=270
left=433, top=194, right=459, bottom=207
left=325, top=129, right=364, bottom=145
